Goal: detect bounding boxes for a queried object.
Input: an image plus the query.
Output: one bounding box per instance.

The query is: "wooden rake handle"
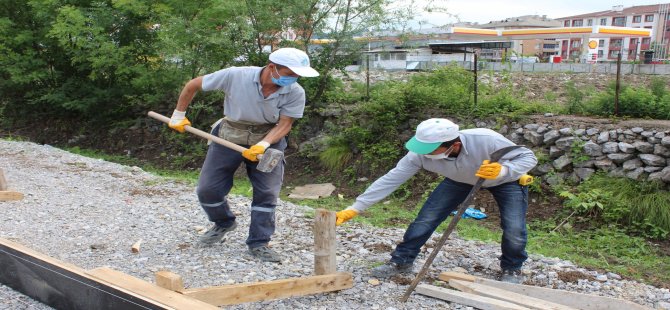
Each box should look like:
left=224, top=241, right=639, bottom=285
left=147, top=111, right=247, bottom=153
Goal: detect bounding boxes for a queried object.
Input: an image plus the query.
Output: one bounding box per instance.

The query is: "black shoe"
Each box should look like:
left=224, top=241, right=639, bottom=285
left=198, top=222, right=237, bottom=246
left=248, top=245, right=281, bottom=263
left=371, top=261, right=414, bottom=278
left=500, top=269, right=525, bottom=284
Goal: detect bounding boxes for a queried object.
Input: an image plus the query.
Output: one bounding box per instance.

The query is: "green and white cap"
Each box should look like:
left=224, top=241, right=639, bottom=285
left=405, top=118, right=459, bottom=154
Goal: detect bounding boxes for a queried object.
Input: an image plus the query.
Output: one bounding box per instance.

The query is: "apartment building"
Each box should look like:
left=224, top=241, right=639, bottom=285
left=556, top=4, right=670, bottom=62
left=478, top=15, right=561, bottom=61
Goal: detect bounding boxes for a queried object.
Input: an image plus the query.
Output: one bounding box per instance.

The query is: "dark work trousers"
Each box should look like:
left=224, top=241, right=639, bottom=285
left=390, top=178, right=529, bottom=271
left=196, top=123, right=286, bottom=249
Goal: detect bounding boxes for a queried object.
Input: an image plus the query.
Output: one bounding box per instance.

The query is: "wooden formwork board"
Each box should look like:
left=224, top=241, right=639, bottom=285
left=0, top=238, right=216, bottom=310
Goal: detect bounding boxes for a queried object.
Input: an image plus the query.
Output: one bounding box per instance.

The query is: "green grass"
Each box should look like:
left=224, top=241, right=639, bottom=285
left=527, top=225, right=670, bottom=286
left=65, top=146, right=200, bottom=184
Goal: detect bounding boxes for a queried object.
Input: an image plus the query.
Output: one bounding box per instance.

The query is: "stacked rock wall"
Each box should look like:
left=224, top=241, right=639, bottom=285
left=499, top=120, right=670, bottom=186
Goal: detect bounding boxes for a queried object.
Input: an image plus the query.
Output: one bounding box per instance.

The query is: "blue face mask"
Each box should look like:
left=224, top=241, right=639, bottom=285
left=271, top=66, right=298, bottom=87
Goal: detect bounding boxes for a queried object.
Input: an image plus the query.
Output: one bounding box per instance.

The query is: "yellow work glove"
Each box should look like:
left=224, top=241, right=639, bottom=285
left=242, top=141, right=270, bottom=162
left=519, top=174, right=534, bottom=186
left=168, top=109, right=191, bottom=133
left=335, top=209, right=359, bottom=226
left=475, top=160, right=504, bottom=180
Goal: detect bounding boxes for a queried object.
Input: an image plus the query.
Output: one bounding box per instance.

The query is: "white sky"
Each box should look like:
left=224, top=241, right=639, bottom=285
left=416, top=0, right=667, bottom=27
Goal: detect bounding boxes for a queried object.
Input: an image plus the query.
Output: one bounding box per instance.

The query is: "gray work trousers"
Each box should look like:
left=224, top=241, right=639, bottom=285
left=196, top=123, right=285, bottom=249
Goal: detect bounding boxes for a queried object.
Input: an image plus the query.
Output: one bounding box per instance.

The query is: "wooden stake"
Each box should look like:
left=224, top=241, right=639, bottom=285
left=155, top=271, right=184, bottom=292
left=131, top=239, right=142, bottom=253
left=0, top=168, right=7, bottom=191
left=314, top=209, right=336, bottom=275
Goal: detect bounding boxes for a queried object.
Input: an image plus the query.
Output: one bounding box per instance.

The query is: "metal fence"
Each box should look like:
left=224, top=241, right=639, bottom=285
left=444, top=61, right=670, bottom=75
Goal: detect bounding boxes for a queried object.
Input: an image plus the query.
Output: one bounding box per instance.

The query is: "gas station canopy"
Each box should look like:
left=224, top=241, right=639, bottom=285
left=445, top=26, right=652, bottom=40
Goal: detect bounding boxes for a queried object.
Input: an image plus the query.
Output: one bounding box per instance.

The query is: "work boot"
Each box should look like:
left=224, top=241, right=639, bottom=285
left=248, top=245, right=281, bottom=263
left=198, top=222, right=237, bottom=246
left=371, top=261, right=414, bottom=278
left=500, top=269, right=525, bottom=284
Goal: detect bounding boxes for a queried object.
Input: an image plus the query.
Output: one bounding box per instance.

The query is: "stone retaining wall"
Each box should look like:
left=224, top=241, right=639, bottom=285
left=501, top=119, right=670, bottom=185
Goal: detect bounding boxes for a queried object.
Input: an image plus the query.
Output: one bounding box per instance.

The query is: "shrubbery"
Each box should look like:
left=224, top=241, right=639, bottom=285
left=559, top=174, right=670, bottom=239
left=566, top=77, right=670, bottom=119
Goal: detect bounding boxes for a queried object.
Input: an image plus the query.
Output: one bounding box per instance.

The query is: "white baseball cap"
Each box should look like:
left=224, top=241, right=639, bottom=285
left=269, top=48, right=319, bottom=77
left=405, top=118, right=460, bottom=154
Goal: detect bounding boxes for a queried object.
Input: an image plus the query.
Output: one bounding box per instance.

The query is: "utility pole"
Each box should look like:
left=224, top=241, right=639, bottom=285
left=474, top=52, right=478, bottom=107
left=520, top=42, right=524, bottom=74
left=615, top=52, right=622, bottom=116
left=366, top=53, right=370, bottom=100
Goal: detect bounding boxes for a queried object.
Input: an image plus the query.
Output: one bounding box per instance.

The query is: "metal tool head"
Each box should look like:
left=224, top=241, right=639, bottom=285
left=490, top=145, right=525, bottom=163
left=256, top=148, right=283, bottom=173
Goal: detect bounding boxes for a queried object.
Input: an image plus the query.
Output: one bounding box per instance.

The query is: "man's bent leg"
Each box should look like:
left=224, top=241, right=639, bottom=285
left=489, top=181, right=529, bottom=271
left=390, top=178, right=471, bottom=265
left=196, top=125, right=242, bottom=229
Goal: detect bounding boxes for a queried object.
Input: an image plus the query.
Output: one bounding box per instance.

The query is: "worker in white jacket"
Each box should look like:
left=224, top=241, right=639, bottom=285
left=335, top=118, right=537, bottom=283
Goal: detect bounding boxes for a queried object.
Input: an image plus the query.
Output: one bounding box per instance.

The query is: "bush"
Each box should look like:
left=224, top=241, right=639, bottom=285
left=589, top=83, right=670, bottom=119
left=564, top=174, right=670, bottom=239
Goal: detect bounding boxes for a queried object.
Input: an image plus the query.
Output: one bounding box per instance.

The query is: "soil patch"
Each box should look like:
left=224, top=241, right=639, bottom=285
left=558, top=270, right=595, bottom=283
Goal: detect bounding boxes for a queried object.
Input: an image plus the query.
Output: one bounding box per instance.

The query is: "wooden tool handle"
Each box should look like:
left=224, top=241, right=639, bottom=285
left=147, top=111, right=247, bottom=153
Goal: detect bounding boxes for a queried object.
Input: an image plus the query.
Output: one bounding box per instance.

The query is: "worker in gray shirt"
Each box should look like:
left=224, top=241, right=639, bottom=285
left=336, top=118, right=537, bottom=283
left=167, top=48, right=319, bottom=263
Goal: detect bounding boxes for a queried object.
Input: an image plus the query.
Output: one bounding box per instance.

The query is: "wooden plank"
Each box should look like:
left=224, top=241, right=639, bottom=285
left=474, top=278, right=650, bottom=310
left=87, top=267, right=218, bottom=310
left=416, top=284, right=532, bottom=310
left=155, top=271, right=184, bottom=292
left=449, top=279, right=578, bottom=310
left=314, top=209, right=336, bottom=275
left=0, top=238, right=169, bottom=309
left=0, top=168, right=7, bottom=191
left=439, top=271, right=478, bottom=282
left=0, top=191, right=23, bottom=201
left=439, top=272, right=649, bottom=310
left=182, top=272, right=353, bottom=306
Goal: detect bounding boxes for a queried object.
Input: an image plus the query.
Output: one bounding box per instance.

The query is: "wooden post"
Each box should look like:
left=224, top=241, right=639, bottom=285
left=473, top=52, right=478, bottom=108
left=0, top=168, right=7, bottom=191
left=155, top=271, right=184, bottom=292
left=0, top=168, right=23, bottom=201
left=314, top=209, right=336, bottom=275
left=615, top=52, right=622, bottom=116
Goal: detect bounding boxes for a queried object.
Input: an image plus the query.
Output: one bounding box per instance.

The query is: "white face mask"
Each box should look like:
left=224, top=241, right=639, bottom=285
left=424, top=144, right=456, bottom=160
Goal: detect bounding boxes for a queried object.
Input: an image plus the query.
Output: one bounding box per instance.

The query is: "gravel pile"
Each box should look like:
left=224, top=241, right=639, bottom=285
left=1, top=140, right=669, bottom=309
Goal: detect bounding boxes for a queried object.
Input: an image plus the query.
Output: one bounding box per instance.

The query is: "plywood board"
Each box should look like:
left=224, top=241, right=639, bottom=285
left=288, top=183, right=336, bottom=199
left=475, top=278, right=650, bottom=310
left=439, top=272, right=649, bottom=310
left=449, top=279, right=578, bottom=310
left=416, top=284, right=532, bottom=310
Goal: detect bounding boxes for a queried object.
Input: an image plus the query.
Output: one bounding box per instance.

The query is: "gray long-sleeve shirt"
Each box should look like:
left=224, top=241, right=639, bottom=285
left=349, top=128, right=538, bottom=212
